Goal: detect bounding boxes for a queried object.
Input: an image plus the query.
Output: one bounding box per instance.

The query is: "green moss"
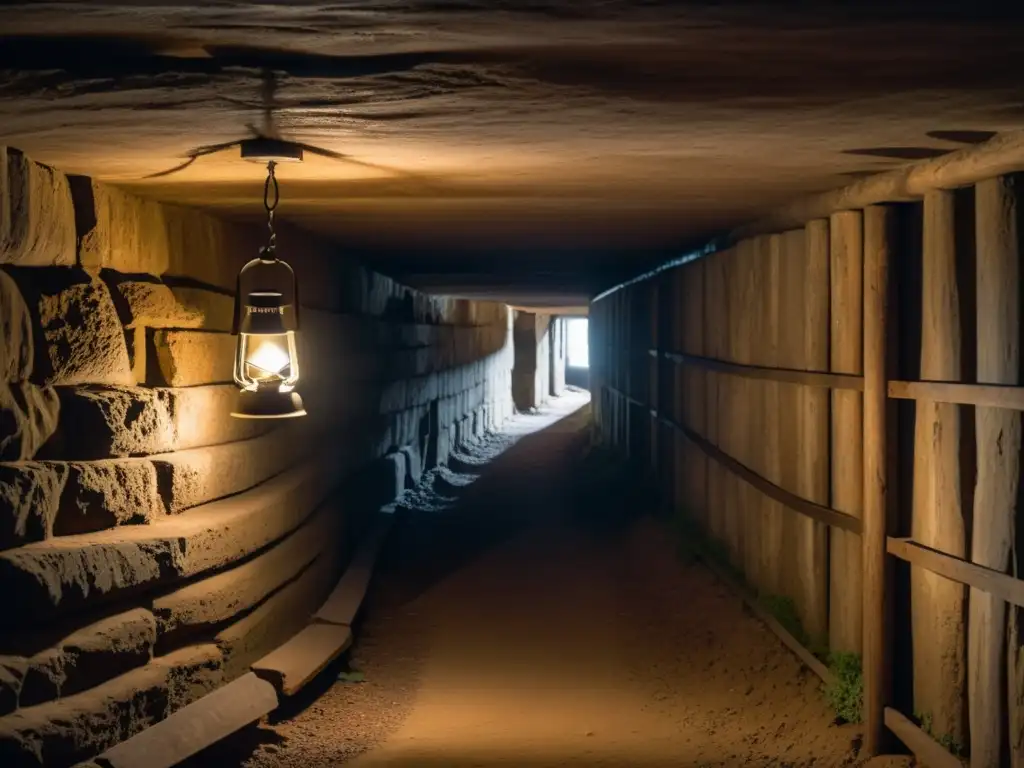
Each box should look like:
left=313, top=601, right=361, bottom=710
left=915, top=711, right=966, bottom=758
left=824, top=652, right=863, bottom=723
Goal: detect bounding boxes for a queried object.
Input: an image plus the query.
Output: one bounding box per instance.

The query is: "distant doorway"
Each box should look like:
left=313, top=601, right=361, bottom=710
left=566, top=317, right=589, bottom=389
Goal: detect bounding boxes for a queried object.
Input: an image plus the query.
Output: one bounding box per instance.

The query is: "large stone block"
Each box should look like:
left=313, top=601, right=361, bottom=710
left=0, top=382, right=59, bottom=461
left=18, top=609, right=157, bottom=708
left=52, top=460, right=163, bottom=537
left=151, top=426, right=303, bottom=514
left=150, top=644, right=224, bottom=714
left=0, top=149, right=76, bottom=267
left=102, top=276, right=204, bottom=330
left=153, top=498, right=341, bottom=640
left=0, top=269, right=32, bottom=382
left=46, top=385, right=270, bottom=460
left=146, top=330, right=234, bottom=388
left=0, top=662, right=167, bottom=768
left=166, top=286, right=234, bottom=332
left=78, top=182, right=247, bottom=290
left=0, top=462, right=67, bottom=550
left=6, top=268, right=132, bottom=387
left=215, top=546, right=341, bottom=680
left=0, top=453, right=342, bottom=626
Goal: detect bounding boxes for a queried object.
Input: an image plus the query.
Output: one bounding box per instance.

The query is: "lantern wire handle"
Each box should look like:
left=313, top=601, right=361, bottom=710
left=262, top=160, right=279, bottom=260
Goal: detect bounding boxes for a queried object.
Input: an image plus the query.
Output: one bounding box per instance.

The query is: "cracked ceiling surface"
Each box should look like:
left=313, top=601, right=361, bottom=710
left=2, top=2, right=1024, bottom=304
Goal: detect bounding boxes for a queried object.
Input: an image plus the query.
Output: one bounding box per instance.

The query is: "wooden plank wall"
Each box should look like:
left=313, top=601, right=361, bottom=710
left=590, top=172, right=1024, bottom=768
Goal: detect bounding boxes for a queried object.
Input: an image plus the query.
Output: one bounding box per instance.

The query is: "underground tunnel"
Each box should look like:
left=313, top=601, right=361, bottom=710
left=3, top=2, right=1024, bottom=767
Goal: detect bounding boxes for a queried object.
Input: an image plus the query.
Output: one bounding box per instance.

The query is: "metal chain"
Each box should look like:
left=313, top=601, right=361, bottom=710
left=262, top=160, right=279, bottom=259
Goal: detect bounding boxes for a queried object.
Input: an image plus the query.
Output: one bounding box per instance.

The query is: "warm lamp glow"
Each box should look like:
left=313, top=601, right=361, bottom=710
left=245, top=335, right=292, bottom=381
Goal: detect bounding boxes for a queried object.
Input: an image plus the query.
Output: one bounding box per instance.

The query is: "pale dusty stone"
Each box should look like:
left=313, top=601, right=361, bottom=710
left=9, top=268, right=133, bottom=387
left=0, top=148, right=76, bottom=267
left=52, top=460, right=163, bottom=537
left=0, top=381, right=59, bottom=461
left=147, top=330, right=234, bottom=387
left=0, top=462, right=67, bottom=550
left=0, top=269, right=32, bottom=381
left=0, top=662, right=167, bottom=768
left=78, top=181, right=247, bottom=290
left=97, top=671, right=276, bottom=768
left=151, top=426, right=304, bottom=514
left=0, top=452, right=342, bottom=626
left=103, top=277, right=204, bottom=330
left=216, top=545, right=342, bottom=679
left=19, top=609, right=157, bottom=708
left=314, top=514, right=392, bottom=627
left=153, top=500, right=341, bottom=639
left=48, top=387, right=173, bottom=460
left=48, top=385, right=270, bottom=460
left=252, top=623, right=352, bottom=696
left=166, top=286, right=234, bottom=333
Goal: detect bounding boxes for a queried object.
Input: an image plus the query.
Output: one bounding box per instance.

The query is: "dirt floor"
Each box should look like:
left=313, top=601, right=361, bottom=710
left=193, top=391, right=916, bottom=768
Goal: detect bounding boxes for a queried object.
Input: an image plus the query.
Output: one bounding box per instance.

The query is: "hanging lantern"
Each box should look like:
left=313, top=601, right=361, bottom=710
left=230, top=161, right=307, bottom=419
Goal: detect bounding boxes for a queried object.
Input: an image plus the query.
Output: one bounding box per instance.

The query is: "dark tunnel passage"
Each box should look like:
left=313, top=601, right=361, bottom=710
left=4, top=3, right=1024, bottom=768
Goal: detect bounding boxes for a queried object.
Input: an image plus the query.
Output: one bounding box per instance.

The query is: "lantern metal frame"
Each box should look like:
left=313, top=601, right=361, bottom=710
left=229, top=160, right=307, bottom=420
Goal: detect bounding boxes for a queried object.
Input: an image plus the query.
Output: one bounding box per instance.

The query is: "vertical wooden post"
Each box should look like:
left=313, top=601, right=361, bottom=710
left=684, top=262, right=707, bottom=526
left=761, top=234, right=784, bottom=597
left=862, top=204, right=895, bottom=756
left=799, top=219, right=831, bottom=644
left=724, top=245, right=743, bottom=569
left=913, top=189, right=966, bottom=747
left=737, top=238, right=761, bottom=587
left=779, top=228, right=807, bottom=609
left=706, top=250, right=728, bottom=547
left=830, top=210, right=865, bottom=655
left=970, top=176, right=1021, bottom=768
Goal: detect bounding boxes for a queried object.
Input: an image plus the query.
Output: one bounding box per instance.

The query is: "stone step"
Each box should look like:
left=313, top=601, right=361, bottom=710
left=0, top=462, right=66, bottom=550
left=44, top=384, right=271, bottom=460
left=251, top=623, right=352, bottom=697
left=1, top=608, right=157, bottom=711
left=94, top=671, right=277, bottom=768
left=153, top=496, right=343, bottom=641
left=50, top=460, right=164, bottom=537
left=0, top=452, right=343, bottom=627
left=314, top=513, right=393, bottom=627
left=150, top=424, right=307, bottom=514
left=0, top=643, right=222, bottom=768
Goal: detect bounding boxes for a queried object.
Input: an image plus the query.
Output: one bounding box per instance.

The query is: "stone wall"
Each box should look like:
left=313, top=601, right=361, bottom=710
left=0, top=146, right=514, bottom=768
left=512, top=311, right=560, bottom=411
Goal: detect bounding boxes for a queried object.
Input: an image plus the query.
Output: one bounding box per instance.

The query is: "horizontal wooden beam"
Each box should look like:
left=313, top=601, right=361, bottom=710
left=661, top=415, right=862, bottom=535
left=887, top=537, right=1024, bottom=608
left=656, top=350, right=864, bottom=391
left=888, top=379, right=1024, bottom=410
left=605, top=385, right=645, bottom=408
left=732, top=129, right=1024, bottom=241
left=884, top=708, right=965, bottom=768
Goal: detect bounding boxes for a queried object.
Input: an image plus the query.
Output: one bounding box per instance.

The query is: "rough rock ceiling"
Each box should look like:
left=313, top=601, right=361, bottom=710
left=3, top=2, right=1024, bottom=304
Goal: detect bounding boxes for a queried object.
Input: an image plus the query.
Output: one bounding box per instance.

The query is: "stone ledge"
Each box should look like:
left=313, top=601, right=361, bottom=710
left=0, top=149, right=76, bottom=267
left=153, top=497, right=343, bottom=641
left=151, top=425, right=305, bottom=514
left=95, top=671, right=276, bottom=768
left=314, top=514, right=392, bottom=627
left=215, top=546, right=341, bottom=681
left=251, top=623, right=352, bottom=697
left=0, top=643, right=223, bottom=768
left=51, top=460, right=164, bottom=538
left=44, top=385, right=271, bottom=460
left=0, top=452, right=343, bottom=627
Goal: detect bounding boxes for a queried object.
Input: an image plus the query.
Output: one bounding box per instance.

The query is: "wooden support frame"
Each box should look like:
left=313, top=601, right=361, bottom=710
left=884, top=708, right=966, bottom=768
left=887, top=537, right=1024, bottom=609
left=655, top=350, right=864, bottom=391
left=889, top=379, right=1024, bottom=410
